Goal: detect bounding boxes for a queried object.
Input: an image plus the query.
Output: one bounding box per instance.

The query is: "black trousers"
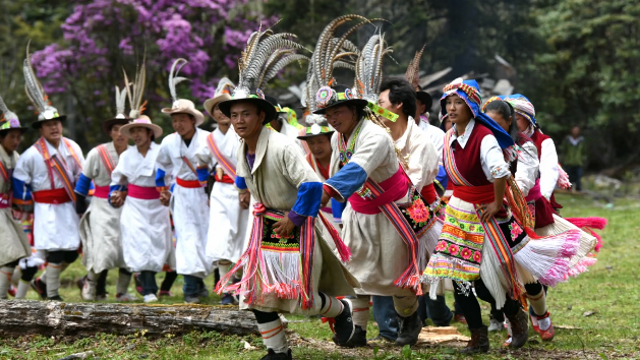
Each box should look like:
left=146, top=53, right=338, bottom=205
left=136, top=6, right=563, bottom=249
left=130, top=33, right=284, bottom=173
left=453, top=279, right=522, bottom=329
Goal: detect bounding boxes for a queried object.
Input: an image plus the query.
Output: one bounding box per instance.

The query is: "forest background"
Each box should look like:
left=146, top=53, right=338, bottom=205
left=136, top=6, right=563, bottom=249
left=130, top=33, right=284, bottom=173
left=1, top=0, right=638, bottom=175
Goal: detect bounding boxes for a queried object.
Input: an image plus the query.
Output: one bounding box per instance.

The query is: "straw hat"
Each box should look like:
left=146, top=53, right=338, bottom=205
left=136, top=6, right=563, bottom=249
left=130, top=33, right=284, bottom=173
left=161, top=58, right=205, bottom=126
left=203, top=77, right=234, bottom=119
left=119, top=115, right=163, bottom=139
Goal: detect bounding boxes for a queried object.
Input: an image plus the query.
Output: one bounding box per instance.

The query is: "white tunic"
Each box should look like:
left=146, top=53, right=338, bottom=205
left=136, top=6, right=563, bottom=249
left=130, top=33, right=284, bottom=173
left=13, top=137, right=84, bottom=251
left=329, top=119, right=415, bottom=296
left=195, top=126, right=249, bottom=264
left=525, top=128, right=559, bottom=199
left=0, top=146, right=30, bottom=266
left=112, top=142, right=172, bottom=272
left=418, top=118, right=446, bottom=163
left=79, top=142, right=131, bottom=273
left=514, top=141, right=539, bottom=197
left=157, top=128, right=212, bottom=278
left=273, top=119, right=305, bottom=154
left=396, top=119, right=439, bottom=191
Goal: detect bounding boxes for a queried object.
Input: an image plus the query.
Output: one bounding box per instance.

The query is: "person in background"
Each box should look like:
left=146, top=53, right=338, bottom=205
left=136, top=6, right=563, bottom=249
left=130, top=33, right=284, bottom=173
left=561, top=126, right=585, bottom=192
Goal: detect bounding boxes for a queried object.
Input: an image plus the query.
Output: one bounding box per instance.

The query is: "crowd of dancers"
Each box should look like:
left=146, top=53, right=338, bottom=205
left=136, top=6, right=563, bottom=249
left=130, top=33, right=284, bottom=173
left=0, top=15, right=606, bottom=360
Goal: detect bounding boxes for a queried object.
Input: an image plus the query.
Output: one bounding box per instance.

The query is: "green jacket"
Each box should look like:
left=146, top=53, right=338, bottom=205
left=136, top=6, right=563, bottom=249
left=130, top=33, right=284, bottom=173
left=561, top=135, right=585, bottom=166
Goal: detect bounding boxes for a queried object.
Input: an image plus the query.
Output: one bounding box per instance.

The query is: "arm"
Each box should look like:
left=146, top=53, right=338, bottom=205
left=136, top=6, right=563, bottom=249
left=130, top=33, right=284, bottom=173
left=74, top=149, right=99, bottom=213
left=12, top=152, right=33, bottom=211
left=479, top=135, right=511, bottom=221
left=539, top=138, right=560, bottom=199
left=514, top=142, right=539, bottom=197
left=109, top=156, right=128, bottom=208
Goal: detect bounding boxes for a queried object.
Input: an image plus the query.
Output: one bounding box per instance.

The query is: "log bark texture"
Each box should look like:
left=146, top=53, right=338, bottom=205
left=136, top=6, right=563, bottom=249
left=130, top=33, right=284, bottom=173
left=0, top=300, right=258, bottom=338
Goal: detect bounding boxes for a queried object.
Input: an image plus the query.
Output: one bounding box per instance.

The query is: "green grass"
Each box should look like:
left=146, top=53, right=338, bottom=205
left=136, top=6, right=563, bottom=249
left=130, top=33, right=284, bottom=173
left=1, top=194, right=639, bottom=359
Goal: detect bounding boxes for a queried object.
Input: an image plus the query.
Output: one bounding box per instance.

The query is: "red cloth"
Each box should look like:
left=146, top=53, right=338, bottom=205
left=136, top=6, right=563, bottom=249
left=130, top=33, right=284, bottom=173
left=452, top=123, right=493, bottom=186
left=128, top=184, right=160, bottom=200
left=452, top=184, right=495, bottom=204
left=176, top=178, right=202, bottom=188
left=420, top=183, right=437, bottom=205
left=33, top=188, right=71, bottom=204
left=214, top=173, right=234, bottom=184
left=0, top=193, right=10, bottom=209
left=93, top=185, right=110, bottom=199
left=533, top=196, right=556, bottom=229
left=323, top=184, right=339, bottom=199
left=348, top=167, right=409, bottom=215
left=531, top=129, right=563, bottom=211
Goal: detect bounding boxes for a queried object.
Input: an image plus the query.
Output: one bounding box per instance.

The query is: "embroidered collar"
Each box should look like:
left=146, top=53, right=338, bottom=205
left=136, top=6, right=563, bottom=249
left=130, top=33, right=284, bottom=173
left=449, top=119, right=476, bottom=149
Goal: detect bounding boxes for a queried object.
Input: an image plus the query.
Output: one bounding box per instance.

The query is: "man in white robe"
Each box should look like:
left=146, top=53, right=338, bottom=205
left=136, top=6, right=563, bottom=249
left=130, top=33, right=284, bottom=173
left=13, top=115, right=85, bottom=301
left=110, top=116, right=172, bottom=303
left=74, top=112, right=134, bottom=302
left=197, top=90, right=248, bottom=305
left=157, top=98, right=211, bottom=304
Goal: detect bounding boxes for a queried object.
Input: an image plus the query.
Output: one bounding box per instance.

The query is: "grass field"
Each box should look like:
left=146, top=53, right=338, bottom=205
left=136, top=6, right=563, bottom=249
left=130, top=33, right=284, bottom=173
left=1, top=193, right=639, bottom=360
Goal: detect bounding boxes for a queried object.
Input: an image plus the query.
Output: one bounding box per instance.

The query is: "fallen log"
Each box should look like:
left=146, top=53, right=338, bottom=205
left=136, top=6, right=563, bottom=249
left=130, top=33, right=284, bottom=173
left=0, top=300, right=258, bottom=338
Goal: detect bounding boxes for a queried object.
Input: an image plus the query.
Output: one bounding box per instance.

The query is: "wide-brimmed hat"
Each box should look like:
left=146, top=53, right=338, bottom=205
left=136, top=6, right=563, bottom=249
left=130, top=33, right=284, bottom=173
left=312, top=86, right=368, bottom=115
left=119, top=115, right=163, bottom=139
left=102, top=85, right=130, bottom=134
left=30, top=107, right=67, bottom=129
left=162, top=99, right=205, bottom=127
left=218, top=88, right=277, bottom=125
left=297, top=123, right=334, bottom=140
left=203, top=77, right=235, bottom=120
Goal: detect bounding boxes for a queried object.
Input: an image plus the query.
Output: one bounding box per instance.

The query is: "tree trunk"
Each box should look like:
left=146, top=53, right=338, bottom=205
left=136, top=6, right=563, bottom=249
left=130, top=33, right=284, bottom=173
left=0, top=300, right=258, bottom=338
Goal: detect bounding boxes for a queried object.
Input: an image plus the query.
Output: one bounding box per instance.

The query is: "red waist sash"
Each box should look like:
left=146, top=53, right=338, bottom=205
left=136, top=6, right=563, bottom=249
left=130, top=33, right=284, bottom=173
left=452, top=183, right=495, bottom=204
left=525, top=179, right=542, bottom=202
left=33, top=188, right=72, bottom=204
left=128, top=184, right=160, bottom=200
left=93, top=185, right=110, bottom=199
left=177, top=177, right=202, bottom=188
left=321, top=206, right=332, bottom=214
left=420, top=183, right=437, bottom=205
left=348, top=168, right=409, bottom=215
left=0, top=193, right=10, bottom=209
left=214, top=173, right=234, bottom=184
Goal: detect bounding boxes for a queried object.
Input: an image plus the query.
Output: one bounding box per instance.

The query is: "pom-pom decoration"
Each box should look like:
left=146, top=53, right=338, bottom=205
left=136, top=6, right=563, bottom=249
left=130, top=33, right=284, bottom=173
left=316, top=86, right=335, bottom=108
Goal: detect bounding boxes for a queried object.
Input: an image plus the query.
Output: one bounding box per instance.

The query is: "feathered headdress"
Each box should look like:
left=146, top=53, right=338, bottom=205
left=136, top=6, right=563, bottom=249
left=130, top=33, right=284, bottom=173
left=405, top=45, right=425, bottom=91
left=123, top=58, right=147, bottom=120
left=309, top=15, right=375, bottom=115
left=219, top=24, right=310, bottom=124
left=161, top=58, right=205, bottom=126
left=24, top=41, right=66, bottom=128
left=0, top=95, right=28, bottom=132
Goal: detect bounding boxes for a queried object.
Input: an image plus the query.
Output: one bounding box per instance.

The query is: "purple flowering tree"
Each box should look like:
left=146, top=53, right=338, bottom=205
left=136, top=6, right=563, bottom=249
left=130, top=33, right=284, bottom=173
left=32, top=0, right=274, bottom=145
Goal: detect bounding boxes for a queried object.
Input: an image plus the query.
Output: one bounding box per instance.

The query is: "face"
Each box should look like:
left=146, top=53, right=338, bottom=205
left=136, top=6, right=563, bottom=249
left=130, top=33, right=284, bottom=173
left=38, top=120, right=63, bottom=142
left=110, top=124, right=127, bottom=147
left=486, top=110, right=512, bottom=132
left=305, top=134, right=332, bottom=160
left=378, top=89, right=402, bottom=126
left=213, top=104, right=231, bottom=126
left=443, top=117, right=453, bottom=131
left=571, top=126, right=580, bottom=137
left=324, top=105, right=358, bottom=135
left=130, top=127, right=152, bottom=147
left=415, top=99, right=426, bottom=120
left=171, top=113, right=196, bottom=136
left=230, top=102, right=264, bottom=139
left=515, top=113, right=530, bottom=132
left=445, top=95, right=473, bottom=124
left=0, top=129, right=23, bottom=153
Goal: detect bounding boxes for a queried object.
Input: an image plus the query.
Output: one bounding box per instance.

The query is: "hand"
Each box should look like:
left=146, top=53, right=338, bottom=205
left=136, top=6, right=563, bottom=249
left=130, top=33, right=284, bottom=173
left=160, top=190, right=172, bottom=207
left=239, top=191, right=250, bottom=209
left=110, top=191, right=125, bottom=208
left=273, top=213, right=295, bottom=238
left=480, top=201, right=501, bottom=223
left=320, top=191, right=330, bottom=208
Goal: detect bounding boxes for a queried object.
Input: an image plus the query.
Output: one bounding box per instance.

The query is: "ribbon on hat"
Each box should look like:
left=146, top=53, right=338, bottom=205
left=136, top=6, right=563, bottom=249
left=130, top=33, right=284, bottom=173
left=367, top=102, right=399, bottom=122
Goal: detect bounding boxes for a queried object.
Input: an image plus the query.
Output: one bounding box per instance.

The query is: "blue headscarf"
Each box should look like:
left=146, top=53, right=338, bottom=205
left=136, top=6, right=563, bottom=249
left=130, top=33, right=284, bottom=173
left=440, top=79, right=515, bottom=151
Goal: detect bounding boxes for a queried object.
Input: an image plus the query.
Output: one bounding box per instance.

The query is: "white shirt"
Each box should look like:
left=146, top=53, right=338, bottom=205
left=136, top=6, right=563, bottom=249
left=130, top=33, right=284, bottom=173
left=449, top=119, right=510, bottom=182
left=156, top=128, right=210, bottom=182
left=514, top=141, right=539, bottom=196
left=525, top=127, right=559, bottom=199
left=396, top=119, right=439, bottom=191
left=111, top=142, right=164, bottom=187
left=418, top=118, right=445, bottom=162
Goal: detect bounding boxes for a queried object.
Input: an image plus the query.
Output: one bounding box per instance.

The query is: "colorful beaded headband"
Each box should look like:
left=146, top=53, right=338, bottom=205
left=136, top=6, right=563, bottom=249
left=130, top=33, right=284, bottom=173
left=443, top=82, right=482, bottom=107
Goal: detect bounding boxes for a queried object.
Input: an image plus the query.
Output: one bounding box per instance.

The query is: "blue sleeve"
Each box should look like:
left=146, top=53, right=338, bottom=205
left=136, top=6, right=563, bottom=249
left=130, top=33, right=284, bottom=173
left=435, top=164, right=448, bottom=189
left=170, top=183, right=175, bottom=193
left=331, top=198, right=346, bottom=223
left=325, top=162, right=368, bottom=199
left=291, top=182, right=323, bottom=218
left=12, top=178, right=32, bottom=201
left=155, top=168, right=167, bottom=187
left=196, top=167, right=210, bottom=183
left=235, top=176, right=247, bottom=190
left=74, top=173, right=92, bottom=196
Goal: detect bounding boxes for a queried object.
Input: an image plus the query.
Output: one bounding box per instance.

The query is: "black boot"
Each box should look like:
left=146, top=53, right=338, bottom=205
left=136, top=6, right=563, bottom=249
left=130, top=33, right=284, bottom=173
left=259, top=349, right=292, bottom=360
left=459, top=325, right=489, bottom=354
left=345, top=325, right=367, bottom=347
left=395, top=311, right=422, bottom=346
left=332, top=299, right=356, bottom=347
left=506, top=308, right=529, bottom=349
